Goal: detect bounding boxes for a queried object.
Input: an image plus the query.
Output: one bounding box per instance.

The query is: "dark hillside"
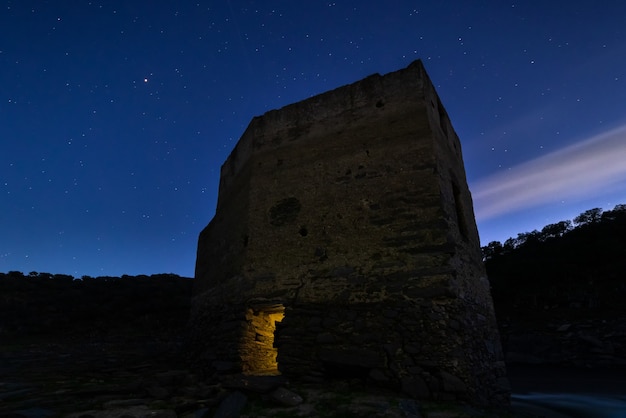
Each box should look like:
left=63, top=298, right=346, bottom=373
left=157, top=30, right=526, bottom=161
left=483, top=205, right=626, bottom=367
left=485, top=205, right=626, bottom=318
left=0, top=272, right=193, bottom=341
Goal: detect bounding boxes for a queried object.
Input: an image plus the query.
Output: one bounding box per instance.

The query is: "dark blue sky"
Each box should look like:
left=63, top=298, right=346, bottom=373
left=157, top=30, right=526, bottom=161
left=2, top=1, right=626, bottom=277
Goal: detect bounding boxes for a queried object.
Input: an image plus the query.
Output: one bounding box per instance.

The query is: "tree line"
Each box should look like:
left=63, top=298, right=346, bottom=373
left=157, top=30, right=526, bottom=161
left=0, top=270, right=191, bottom=282
left=482, top=203, right=626, bottom=319
left=0, top=272, right=194, bottom=340
left=482, top=204, right=626, bottom=259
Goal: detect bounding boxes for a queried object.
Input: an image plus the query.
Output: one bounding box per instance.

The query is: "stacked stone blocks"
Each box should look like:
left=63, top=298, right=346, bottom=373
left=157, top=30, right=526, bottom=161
left=191, top=60, right=508, bottom=406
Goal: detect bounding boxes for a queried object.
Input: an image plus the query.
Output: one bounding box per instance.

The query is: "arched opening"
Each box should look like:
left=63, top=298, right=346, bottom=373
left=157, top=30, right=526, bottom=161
left=240, top=304, right=285, bottom=375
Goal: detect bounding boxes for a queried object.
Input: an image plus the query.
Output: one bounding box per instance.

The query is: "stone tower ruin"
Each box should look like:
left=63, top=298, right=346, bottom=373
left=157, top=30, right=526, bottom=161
left=191, top=60, right=508, bottom=406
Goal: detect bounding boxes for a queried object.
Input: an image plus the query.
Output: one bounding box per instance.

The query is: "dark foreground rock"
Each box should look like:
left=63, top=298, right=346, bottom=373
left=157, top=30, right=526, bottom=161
left=500, top=317, right=626, bottom=368
left=6, top=336, right=626, bottom=417
left=0, top=337, right=519, bottom=418
left=0, top=338, right=204, bottom=417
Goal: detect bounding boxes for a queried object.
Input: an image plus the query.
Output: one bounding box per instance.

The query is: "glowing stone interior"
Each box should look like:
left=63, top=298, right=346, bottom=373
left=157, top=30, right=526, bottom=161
left=241, top=305, right=284, bottom=375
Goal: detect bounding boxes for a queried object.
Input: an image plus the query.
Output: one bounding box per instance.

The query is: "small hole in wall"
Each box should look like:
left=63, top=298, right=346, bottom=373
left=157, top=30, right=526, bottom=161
left=299, top=226, right=308, bottom=237
left=375, top=100, right=384, bottom=108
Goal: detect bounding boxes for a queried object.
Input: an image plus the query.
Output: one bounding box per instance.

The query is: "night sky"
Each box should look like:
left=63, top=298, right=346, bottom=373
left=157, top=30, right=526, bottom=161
left=2, top=1, right=625, bottom=278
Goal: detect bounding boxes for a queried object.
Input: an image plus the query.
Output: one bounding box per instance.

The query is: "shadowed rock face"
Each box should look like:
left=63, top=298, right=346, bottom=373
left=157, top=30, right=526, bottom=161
left=190, top=60, right=509, bottom=406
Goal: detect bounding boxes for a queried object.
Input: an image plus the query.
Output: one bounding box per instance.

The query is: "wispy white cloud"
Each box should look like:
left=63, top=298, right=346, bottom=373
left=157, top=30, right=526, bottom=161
left=472, top=124, right=626, bottom=221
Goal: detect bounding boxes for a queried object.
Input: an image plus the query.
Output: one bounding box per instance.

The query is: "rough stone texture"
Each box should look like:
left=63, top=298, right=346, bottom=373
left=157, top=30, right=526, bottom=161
left=213, top=391, right=248, bottom=418
left=269, top=387, right=304, bottom=406
left=190, top=60, right=508, bottom=406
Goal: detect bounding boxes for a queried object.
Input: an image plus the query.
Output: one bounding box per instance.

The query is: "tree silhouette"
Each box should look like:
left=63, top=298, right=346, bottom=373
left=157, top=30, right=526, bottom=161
left=483, top=203, right=626, bottom=319
left=539, top=220, right=572, bottom=240
left=573, top=207, right=603, bottom=226
left=0, top=272, right=193, bottom=340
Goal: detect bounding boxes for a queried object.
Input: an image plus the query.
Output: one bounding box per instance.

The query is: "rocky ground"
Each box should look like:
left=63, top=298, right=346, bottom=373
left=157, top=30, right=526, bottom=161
left=0, top=335, right=521, bottom=418
left=3, top=275, right=626, bottom=417
left=0, top=336, right=202, bottom=418
left=500, top=316, right=626, bottom=368
left=1, top=275, right=517, bottom=417
left=4, top=332, right=626, bottom=418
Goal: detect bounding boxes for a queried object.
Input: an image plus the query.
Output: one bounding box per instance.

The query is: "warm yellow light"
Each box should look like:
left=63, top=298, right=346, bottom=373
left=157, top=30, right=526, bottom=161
left=241, top=306, right=284, bottom=375
left=269, top=311, right=285, bottom=327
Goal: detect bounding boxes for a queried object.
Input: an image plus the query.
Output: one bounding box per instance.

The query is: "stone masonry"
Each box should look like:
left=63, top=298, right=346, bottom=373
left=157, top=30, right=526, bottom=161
left=190, top=60, right=509, bottom=406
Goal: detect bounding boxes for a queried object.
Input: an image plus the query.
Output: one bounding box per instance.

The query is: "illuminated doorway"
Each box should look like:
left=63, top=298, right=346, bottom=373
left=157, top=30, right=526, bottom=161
left=241, top=304, right=284, bottom=375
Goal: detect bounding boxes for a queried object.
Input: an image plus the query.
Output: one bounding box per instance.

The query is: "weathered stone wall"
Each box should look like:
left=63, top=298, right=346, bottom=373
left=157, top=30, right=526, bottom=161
left=191, top=60, right=509, bottom=406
